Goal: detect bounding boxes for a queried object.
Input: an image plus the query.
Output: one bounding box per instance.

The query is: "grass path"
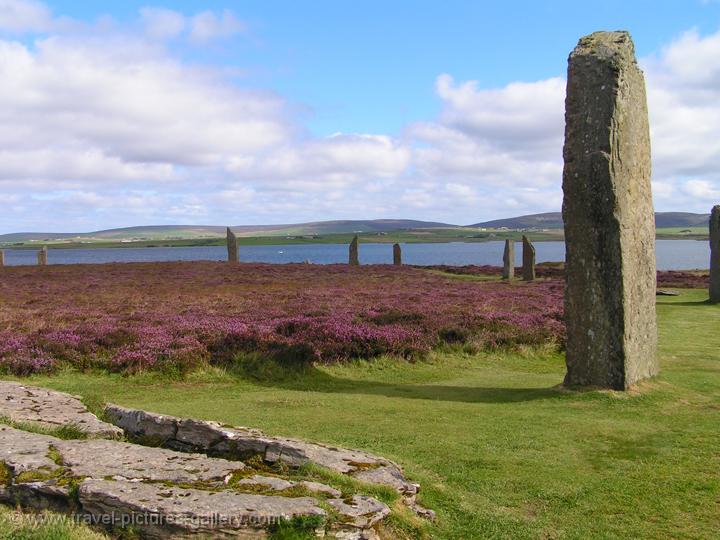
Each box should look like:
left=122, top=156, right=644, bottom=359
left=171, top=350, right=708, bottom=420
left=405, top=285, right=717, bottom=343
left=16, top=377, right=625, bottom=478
left=8, top=290, right=720, bottom=539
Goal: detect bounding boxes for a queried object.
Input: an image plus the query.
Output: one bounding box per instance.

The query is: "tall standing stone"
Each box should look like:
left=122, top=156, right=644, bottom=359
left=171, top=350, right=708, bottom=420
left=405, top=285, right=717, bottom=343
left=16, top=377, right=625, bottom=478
left=710, top=205, right=720, bottom=303
left=0, top=250, right=4, bottom=267
left=37, top=246, right=48, bottom=266
left=226, top=227, right=238, bottom=263
left=349, top=235, right=359, bottom=266
left=522, top=236, right=536, bottom=281
left=393, top=243, right=402, bottom=266
left=562, top=31, right=657, bottom=390
left=502, top=240, right=514, bottom=280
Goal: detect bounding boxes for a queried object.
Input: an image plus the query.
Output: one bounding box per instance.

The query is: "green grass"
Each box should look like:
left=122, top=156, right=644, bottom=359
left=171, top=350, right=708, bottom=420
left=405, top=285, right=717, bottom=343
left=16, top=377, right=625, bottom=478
left=0, top=507, right=107, bottom=540
left=3, top=290, right=719, bottom=539
left=656, top=227, right=708, bottom=240
left=0, top=417, right=88, bottom=440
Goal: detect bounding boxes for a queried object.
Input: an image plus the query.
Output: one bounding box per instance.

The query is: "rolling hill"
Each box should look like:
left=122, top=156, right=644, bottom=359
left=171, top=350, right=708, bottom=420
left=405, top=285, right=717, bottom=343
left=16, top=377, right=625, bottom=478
left=0, top=219, right=454, bottom=243
left=470, top=212, right=710, bottom=230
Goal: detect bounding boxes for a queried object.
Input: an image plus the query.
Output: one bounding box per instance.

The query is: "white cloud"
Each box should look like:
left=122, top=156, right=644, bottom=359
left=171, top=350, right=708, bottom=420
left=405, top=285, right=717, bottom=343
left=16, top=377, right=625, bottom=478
left=189, top=10, right=246, bottom=43
left=139, top=7, right=186, bottom=40
left=0, top=0, right=54, bottom=33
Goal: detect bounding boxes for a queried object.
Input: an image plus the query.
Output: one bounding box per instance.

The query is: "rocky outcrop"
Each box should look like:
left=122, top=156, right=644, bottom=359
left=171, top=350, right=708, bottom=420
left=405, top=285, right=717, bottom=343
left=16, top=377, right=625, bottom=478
left=562, top=31, right=658, bottom=389
left=0, top=425, right=385, bottom=538
left=78, top=479, right=326, bottom=539
left=0, top=381, right=122, bottom=438
left=105, top=404, right=418, bottom=496
left=0, top=383, right=434, bottom=536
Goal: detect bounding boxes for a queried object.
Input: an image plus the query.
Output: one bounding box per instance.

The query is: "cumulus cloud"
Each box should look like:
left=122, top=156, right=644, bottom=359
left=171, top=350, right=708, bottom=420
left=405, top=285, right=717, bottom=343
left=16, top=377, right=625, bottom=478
left=189, top=10, right=246, bottom=43
left=0, top=0, right=56, bottom=33
left=139, top=7, right=246, bottom=43
left=0, top=1, right=719, bottom=232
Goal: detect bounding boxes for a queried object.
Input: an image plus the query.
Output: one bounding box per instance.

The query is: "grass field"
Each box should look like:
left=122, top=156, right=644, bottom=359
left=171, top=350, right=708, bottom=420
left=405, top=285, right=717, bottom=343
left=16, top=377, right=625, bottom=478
left=4, top=288, right=719, bottom=539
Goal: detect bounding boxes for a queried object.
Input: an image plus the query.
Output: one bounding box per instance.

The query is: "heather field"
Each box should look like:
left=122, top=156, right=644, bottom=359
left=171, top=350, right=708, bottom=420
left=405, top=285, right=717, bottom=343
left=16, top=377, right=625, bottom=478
left=0, top=262, right=564, bottom=377
left=420, top=264, right=710, bottom=289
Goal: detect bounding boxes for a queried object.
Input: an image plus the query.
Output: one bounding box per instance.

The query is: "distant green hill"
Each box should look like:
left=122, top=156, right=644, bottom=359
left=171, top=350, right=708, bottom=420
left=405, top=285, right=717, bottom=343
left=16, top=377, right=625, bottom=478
left=1, top=213, right=710, bottom=245
left=470, top=212, right=710, bottom=230
left=0, top=219, right=454, bottom=243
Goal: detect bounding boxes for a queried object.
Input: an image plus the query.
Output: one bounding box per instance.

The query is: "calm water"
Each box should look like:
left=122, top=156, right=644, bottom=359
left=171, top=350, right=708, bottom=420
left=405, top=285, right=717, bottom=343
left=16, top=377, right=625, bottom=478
left=0, top=240, right=708, bottom=271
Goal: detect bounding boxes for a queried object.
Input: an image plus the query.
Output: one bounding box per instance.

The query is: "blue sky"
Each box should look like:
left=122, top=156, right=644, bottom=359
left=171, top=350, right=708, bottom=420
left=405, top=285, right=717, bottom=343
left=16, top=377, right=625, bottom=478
left=0, top=0, right=719, bottom=231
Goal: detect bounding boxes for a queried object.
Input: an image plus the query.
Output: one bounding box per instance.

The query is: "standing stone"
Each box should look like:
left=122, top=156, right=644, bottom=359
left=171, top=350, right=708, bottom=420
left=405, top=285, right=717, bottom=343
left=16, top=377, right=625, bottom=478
left=0, top=250, right=4, bottom=267
left=522, top=236, right=536, bottom=281
left=349, top=235, right=359, bottom=266
left=502, top=239, right=514, bottom=280
left=562, top=31, right=657, bottom=390
left=37, top=246, right=48, bottom=266
left=226, top=227, right=238, bottom=263
left=393, top=243, right=402, bottom=265
left=710, top=206, right=720, bottom=303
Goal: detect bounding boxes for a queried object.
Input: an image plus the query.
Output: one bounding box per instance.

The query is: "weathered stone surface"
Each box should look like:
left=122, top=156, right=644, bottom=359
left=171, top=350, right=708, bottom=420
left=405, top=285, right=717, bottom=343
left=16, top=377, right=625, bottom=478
left=349, top=235, right=359, bottom=265
left=710, top=205, right=720, bottom=303
left=502, top=239, right=514, bottom=280
left=327, top=496, right=390, bottom=530
left=236, top=474, right=295, bottom=491
left=0, top=381, right=122, bottom=438
left=353, top=466, right=418, bottom=496
left=227, top=227, right=239, bottom=263
left=105, top=404, right=417, bottom=495
left=0, top=425, right=59, bottom=477
left=54, top=439, right=243, bottom=483
left=300, top=481, right=341, bottom=498
left=656, top=289, right=679, bottom=297
left=106, top=406, right=177, bottom=442
left=37, top=246, right=48, bottom=266
left=78, top=479, right=326, bottom=539
left=1, top=398, right=408, bottom=538
left=562, top=31, right=657, bottom=389
left=393, top=243, right=402, bottom=265
left=0, top=250, right=4, bottom=267
left=522, top=236, right=536, bottom=281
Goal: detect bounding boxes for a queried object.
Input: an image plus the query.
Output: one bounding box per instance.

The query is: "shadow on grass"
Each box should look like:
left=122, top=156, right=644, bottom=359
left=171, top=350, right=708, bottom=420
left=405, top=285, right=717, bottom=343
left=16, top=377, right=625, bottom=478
left=656, top=299, right=713, bottom=306
left=229, top=361, right=563, bottom=404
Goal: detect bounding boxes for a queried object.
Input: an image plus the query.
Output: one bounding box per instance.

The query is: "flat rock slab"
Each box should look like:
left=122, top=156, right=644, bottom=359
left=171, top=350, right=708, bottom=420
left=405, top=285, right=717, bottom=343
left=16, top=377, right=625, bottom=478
left=54, top=439, right=244, bottom=484
left=656, top=289, right=680, bottom=296
left=0, top=425, right=60, bottom=477
left=327, top=496, right=390, bottom=530
left=79, top=479, right=325, bottom=539
left=0, top=425, right=389, bottom=538
left=106, top=404, right=417, bottom=495
left=0, top=381, right=122, bottom=438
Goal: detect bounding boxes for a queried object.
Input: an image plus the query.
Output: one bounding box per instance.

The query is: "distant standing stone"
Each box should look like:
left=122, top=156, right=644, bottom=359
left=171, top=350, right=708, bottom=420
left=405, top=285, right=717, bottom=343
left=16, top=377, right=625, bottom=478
left=226, top=227, right=238, bottom=263
left=562, top=31, right=657, bottom=390
left=710, top=205, right=720, bottom=303
left=393, top=243, right=402, bottom=265
left=0, top=250, right=4, bottom=267
left=502, top=239, right=514, bottom=280
left=349, top=235, right=359, bottom=265
left=37, top=246, right=48, bottom=266
left=522, top=236, right=536, bottom=281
